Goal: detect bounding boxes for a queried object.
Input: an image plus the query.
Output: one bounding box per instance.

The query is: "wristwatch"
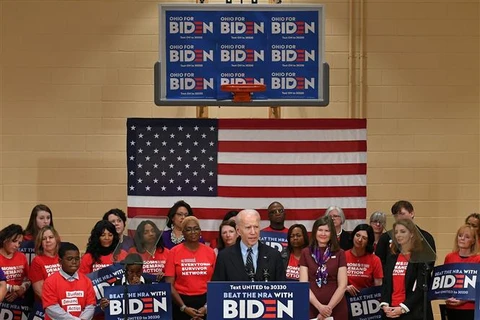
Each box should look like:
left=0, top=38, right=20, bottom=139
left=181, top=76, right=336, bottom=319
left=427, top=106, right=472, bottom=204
left=180, top=305, right=187, bottom=312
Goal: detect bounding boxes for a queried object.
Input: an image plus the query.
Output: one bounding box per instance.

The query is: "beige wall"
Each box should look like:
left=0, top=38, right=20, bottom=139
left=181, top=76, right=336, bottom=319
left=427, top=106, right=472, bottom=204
left=0, top=0, right=479, bottom=303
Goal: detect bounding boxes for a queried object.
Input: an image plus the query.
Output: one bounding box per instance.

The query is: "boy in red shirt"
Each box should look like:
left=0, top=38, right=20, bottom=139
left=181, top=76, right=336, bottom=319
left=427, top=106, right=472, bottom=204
left=42, top=242, right=96, bottom=320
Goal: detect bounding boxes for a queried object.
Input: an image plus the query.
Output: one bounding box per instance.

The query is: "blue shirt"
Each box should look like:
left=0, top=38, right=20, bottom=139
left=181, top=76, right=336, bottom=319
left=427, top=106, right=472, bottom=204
left=239, top=241, right=259, bottom=271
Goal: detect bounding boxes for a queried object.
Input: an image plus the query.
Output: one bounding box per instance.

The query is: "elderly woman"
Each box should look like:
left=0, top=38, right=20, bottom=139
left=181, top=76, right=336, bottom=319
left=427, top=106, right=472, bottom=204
left=164, top=216, right=216, bottom=320
left=369, top=211, right=386, bottom=250
left=0, top=224, right=30, bottom=303
left=129, top=220, right=169, bottom=278
left=281, top=224, right=309, bottom=281
left=29, top=226, right=61, bottom=300
left=299, top=216, right=348, bottom=319
left=325, top=206, right=352, bottom=250
left=380, top=219, right=433, bottom=320
left=102, top=208, right=134, bottom=251
left=79, top=220, right=127, bottom=274
left=443, top=224, right=480, bottom=319
left=345, top=224, right=383, bottom=296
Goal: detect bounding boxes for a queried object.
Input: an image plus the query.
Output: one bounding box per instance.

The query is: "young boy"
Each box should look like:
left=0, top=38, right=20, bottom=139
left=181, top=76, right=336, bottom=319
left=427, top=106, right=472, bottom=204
left=42, top=242, right=96, bottom=320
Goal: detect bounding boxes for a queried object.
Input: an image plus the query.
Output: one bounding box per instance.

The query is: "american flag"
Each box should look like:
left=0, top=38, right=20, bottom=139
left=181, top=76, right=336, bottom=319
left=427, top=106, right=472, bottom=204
left=127, top=118, right=367, bottom=242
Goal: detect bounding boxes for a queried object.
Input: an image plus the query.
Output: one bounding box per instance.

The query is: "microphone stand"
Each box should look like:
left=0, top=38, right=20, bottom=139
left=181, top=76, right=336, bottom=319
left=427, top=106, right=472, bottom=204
left=263, top=269, right=270, bottom=282
left=422, top=262, right=431, bottom=320
left=123, top=264, right=129, bottom=320
left=247, top=268, right=255, bottom=282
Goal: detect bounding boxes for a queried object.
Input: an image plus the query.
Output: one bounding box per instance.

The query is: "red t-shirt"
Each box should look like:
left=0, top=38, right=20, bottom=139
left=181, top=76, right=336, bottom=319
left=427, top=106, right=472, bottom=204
left=285, top=253, right=300, bottom=281
left=391, top=254, right=409, bottom=307
left=0, top=251, right=29, bottom=285
left=345, top=250, right=383, bottom=290
left=261, top=226, right=288, bottom=233
left=79, top=251, right=127, bottom=274
left=128, top=247, right=170, bottom=274
left=444, top=252, right=480, bottom=310
left=29, top=255, right=61, bottom=283
left=164, top=243, right=215, bottom=295
left=42, top=271, right=96, bottom=320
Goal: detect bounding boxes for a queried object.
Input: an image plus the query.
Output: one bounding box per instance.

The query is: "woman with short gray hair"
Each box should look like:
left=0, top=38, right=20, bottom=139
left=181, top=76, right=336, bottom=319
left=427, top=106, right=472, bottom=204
left=324, top=206, right=352, bottom=251
left=369, top=211, right=386, bottom=250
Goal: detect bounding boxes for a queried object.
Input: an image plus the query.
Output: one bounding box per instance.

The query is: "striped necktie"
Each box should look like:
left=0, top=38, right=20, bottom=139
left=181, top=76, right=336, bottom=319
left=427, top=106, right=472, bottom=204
left=246, top=247, right=254, bottom=273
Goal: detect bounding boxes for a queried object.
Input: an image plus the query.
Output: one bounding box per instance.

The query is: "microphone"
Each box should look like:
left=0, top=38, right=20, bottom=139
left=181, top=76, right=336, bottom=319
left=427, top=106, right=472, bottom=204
left=263, top=269, right=270, bottom=282
left=246, top=268, right=255, bottom=282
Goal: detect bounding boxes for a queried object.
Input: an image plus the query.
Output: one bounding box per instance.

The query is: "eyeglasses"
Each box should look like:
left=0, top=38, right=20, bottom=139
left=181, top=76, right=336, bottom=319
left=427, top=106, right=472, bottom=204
left=176, top=212, right=189, bottom=218
left=184, top=227, right=201, bottom=233
left=330, top=214, right=341, bottom=219
left=370, top=220, right=383, bottom=225
left=268, top=209, right=285, bottom=215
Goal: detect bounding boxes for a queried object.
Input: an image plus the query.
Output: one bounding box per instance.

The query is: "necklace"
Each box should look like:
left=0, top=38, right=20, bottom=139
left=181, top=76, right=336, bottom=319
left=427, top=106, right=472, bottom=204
left=171, top=229, right=184, bottom=245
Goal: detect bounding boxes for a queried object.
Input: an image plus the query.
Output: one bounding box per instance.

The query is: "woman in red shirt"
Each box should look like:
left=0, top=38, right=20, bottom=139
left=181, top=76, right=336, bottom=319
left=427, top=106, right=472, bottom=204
left=444, top=224, right=480, bottom=319
left=79, top=220, right=126, bottom=274
left=0, top=224, right=30, bottom=303
left=380, top=219, right=433, bottom=320
left=128, top=220, right=169, bottom=279
left=30, top=226, right=61, bottom=300
left=345, top=224, right=383, bottom=295
left=281, top=224, right=308, bottom=281
left=165, top=216, right=216, bottom=320
left=21, top=204, right=54, bottom=264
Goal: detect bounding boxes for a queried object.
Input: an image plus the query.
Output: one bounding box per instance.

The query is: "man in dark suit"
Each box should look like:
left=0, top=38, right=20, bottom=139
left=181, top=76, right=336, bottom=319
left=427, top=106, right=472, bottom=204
left=375, top=200, right=436, bottom=266
left=212, top=209, right=286, bottom=282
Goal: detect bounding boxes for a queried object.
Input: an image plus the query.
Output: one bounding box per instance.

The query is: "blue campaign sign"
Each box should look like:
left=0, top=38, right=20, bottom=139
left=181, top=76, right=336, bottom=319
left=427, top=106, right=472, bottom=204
left=27, top=301, right=44, bottom=320
left=207, top=282, right=309, bottom=320
left=156, top=4, right=328, bottom=107
left=259, top=231, right=287, bottom=252
left=429, top=263, right=480, bottom=300
left=104, top=283, right=172, bottom=320
left=19, top=241, right=36, bottom=265
left=0, top=299, right=30, bottom=320
left=346, top=286, right=382, bottom=320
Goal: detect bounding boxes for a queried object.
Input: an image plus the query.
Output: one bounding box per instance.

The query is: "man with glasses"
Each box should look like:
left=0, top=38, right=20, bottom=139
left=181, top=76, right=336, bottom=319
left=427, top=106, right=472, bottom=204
left=260, top=202, right=289, bottom=252
left=375, top=200, right=436, bottom=266
left=213, top=209, right=286, bottom=281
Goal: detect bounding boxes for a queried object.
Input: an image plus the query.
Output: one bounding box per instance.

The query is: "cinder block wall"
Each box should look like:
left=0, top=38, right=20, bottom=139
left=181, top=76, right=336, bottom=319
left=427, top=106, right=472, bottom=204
left=0, top=0, right=478, bottom=312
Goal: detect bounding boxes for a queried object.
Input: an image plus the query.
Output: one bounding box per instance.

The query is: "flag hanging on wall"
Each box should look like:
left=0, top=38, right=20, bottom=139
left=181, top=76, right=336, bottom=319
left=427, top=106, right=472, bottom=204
left=127, top=118, right=367, bottom=242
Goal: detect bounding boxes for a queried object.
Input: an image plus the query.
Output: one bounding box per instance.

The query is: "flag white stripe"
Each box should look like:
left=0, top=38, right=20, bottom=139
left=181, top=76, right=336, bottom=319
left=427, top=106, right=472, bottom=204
left=128, top=196, right=366, bottom=209
left=219, top=129, right=367, bottom=141
left=218, top=152, right=367, bottom=164
left=218, top=174, right=366, bottom=187
left=128, top=218, right=366, bottom=233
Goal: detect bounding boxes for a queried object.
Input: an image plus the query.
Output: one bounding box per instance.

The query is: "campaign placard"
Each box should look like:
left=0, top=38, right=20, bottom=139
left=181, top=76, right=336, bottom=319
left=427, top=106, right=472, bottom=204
left=346, top=286, right=382, bottom=320
left=0, top=299, right=30, bottom=320
left=27, top=301, right=44, bottom=320
left=207, top=282, right=309, bottom=320
left=104, top=283, right=172, bottom=320
left=259, top=231, right=287, bottom=252
left=429, top=263, right=480, bottom=300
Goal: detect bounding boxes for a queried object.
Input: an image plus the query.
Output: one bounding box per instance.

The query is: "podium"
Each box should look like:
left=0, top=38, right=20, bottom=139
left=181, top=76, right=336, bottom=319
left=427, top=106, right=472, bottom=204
left=207, top=282, right=309, bottom=320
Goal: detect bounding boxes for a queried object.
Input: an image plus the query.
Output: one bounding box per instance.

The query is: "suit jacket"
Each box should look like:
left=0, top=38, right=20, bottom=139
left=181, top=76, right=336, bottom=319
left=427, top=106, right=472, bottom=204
left=212, top=241, right=286, bottom=282
left=381, top=253, right=433, bottom=320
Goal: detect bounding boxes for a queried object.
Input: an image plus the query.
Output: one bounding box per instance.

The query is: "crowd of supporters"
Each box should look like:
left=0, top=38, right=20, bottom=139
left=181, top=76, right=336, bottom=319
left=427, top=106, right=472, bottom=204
left=0, top=200, right=478, bottom=320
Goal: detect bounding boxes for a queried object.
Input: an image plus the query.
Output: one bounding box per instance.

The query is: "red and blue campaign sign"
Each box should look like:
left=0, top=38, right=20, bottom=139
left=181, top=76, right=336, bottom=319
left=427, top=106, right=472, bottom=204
left=157, top=4, right=328, bottom=106
left=346, top=286, right=382, bottom=320
left=429, top=263, right=480, bottom=300
left=104, top=284, right=172, bottom=320
left=207, top=282, right=309, bottom=320
left=259, top=231, right=287, bottom=253
left=0, top=300, right=30, bottom=320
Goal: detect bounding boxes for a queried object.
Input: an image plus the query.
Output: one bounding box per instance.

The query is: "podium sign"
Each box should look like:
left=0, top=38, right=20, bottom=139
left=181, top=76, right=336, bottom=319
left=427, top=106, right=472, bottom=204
left=207, top=282, right=309, bottom=320
left=104, top=283, right=172, bottom=320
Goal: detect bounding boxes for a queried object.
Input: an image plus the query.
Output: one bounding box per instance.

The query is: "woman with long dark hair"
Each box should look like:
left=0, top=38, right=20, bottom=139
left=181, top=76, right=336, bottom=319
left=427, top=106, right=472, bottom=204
left=214, top=220, right=238, bottom=255
left=299, top=216, right=348, bottom=319
left=129, top=220, right=169, bottom=279
left=345, top=224, right=383, bottom=296
left=79, top=220, right=126, bottom=274
left=281, top=224, right=308, bottom=281
left=21, top=204, right=54, bottom=264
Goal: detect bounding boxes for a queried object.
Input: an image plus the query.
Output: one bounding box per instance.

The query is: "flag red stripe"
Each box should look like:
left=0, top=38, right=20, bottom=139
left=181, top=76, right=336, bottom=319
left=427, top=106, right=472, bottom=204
left=218, top=140, right=367, bottom=152
left=219, top=119, right=367, bottom=130
left=217, top=186, right=366, bottom=198
left=221, top=163, right=366, bottom=175
left=128, top=207, right=367, bottom=220
left=217, top=163, right=367, bottom=175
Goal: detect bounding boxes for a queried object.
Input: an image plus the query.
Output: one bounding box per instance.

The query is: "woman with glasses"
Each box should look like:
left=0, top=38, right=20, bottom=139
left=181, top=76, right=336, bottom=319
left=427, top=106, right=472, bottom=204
left=162, top=200, right=204, bottom=249
left=129, top=220, right=169, bottom=280
left=443, top=224, right=480, bottom=319
left=345, top=224, right=383, bottom=296
left=369, top=211, right=387, bottom=250
left=281, top=224, right=309, bottom=281
left=465, top=213, right=480, bottom=240
left=325, top=206, right=352, bottom=251
left=165, top=216, right=215, bottom=320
